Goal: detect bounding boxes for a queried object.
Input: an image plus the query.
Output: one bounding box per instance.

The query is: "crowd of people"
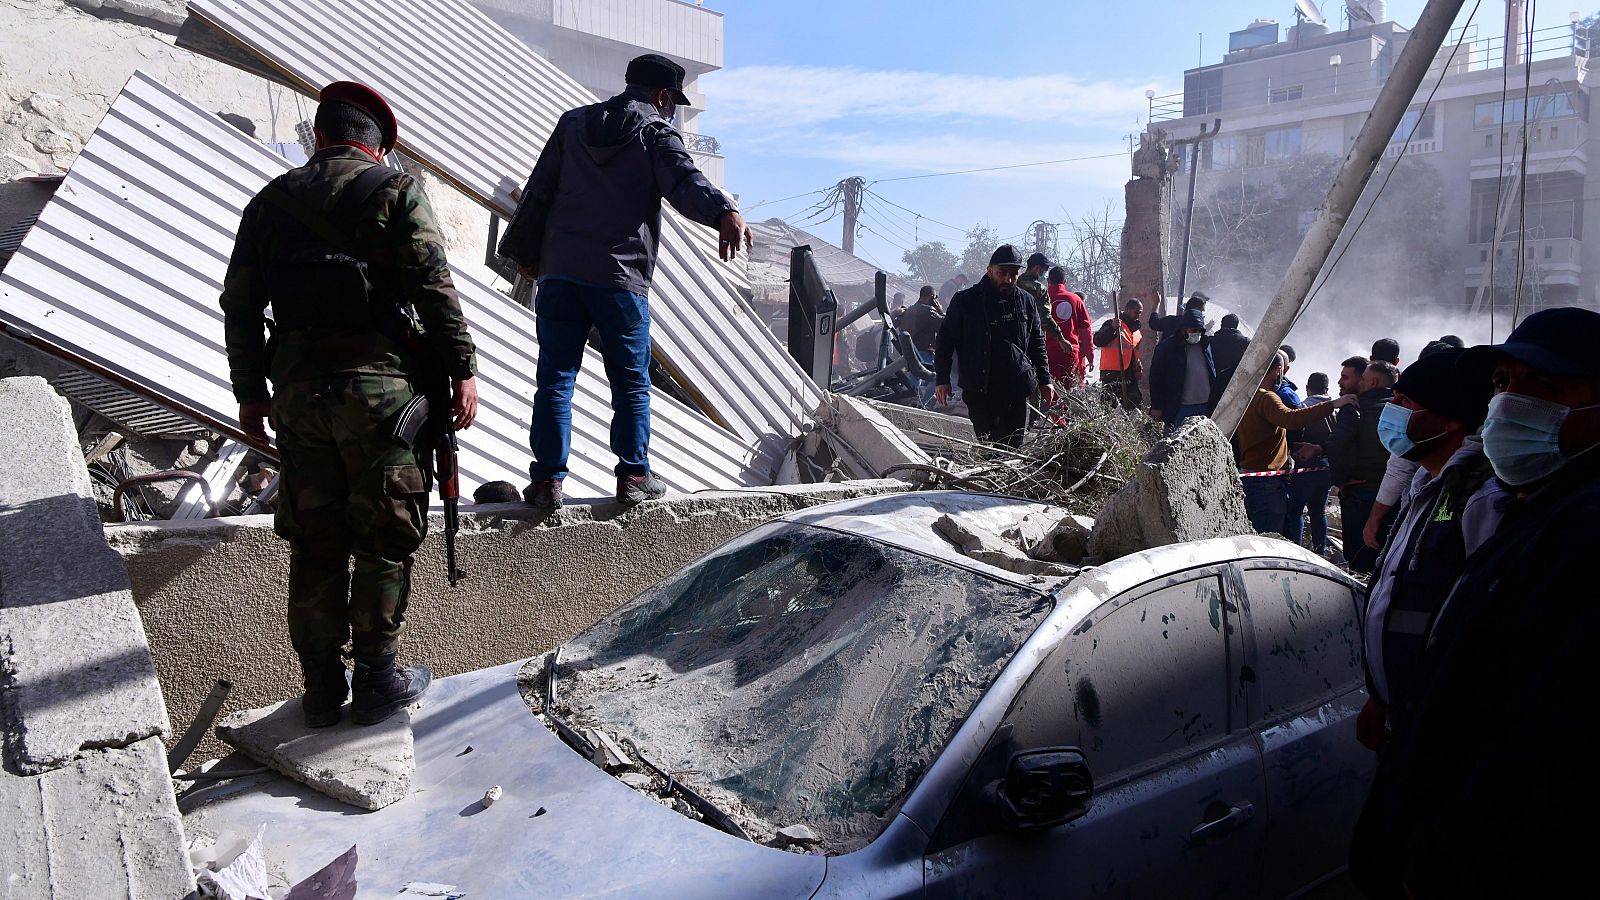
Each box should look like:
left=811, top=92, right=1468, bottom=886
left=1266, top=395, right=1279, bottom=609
left=915, top=241, right=1600, bottom=895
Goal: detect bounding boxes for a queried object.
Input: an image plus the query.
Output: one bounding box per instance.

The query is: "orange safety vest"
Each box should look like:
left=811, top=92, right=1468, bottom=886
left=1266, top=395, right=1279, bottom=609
left=1099, top=318, right=1142, bottom=372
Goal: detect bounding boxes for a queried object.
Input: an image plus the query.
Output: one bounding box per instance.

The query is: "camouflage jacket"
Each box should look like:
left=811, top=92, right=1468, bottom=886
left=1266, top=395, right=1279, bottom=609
left=221, top=147, right=477, bottom=404
left=1017, top=272, right=1067, bottom=345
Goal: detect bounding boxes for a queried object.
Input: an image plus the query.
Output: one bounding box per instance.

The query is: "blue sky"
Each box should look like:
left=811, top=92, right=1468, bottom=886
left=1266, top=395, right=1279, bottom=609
left=699, top=0, right=1578, bottom=272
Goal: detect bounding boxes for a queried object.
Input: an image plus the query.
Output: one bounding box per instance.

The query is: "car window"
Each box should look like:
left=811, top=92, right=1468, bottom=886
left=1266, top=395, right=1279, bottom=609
left=1005, top=576, right=1229, bottom=782
left=1243, top=568, right=1363, bottom=719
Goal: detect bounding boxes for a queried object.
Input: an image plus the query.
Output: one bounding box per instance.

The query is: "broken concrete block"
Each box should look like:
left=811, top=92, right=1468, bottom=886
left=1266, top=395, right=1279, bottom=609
left=482, top=784, right=503, bottom=807
left=217, top=700, right=414, bottom=811
left=819, top=394, right=931, bottom=480
left=1030, top=514, right=1097, bottom=564
left=933, top=515, right=1077, bottom=577
left=1087, top=418, right=1252, bottom=562
left=776, top=824, right=821, bottom=847
left=0, top=736, right=192, bottom=899
left=586, top=727, right=634, bottom=771
left=618, top=772, right=653, bottom=790
left=0, top=376, right=169, bottom=773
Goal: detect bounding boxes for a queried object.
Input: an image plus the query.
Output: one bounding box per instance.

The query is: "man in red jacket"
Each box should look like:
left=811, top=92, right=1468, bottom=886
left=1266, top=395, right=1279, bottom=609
left=1046, top=266, right=1093, bottom=387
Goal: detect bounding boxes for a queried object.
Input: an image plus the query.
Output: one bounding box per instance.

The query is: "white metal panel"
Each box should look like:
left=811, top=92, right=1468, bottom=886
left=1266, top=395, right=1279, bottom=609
left=551, top=0, right=725, bottom=69
left=185, top=0, right=816, bottom=468
left=0, top=72, right=762, bottom=502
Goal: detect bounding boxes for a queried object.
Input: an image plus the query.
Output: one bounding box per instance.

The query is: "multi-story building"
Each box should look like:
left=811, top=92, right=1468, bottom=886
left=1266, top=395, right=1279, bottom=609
left=1148, top=1, right=1593, bottom=315
left=471, top=0, right=726, bottom=184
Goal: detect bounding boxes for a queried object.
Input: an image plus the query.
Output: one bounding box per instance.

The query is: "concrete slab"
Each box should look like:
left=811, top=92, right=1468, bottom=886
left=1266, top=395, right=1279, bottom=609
left=0, top=736, right=192, bottom=899
left=933, top=514, right=1077, bottom=578
left=1030, top=514, right=1098, bottom=564
left=1088, top=418, right=1252, bottom=562
left=217, top=700, right=415, bottom=811
left=0, top=376, right=169, bottom=773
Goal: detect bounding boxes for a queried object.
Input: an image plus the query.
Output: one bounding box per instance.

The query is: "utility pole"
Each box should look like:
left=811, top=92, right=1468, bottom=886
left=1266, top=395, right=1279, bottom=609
left=1210, top=0, right=1469, bottom=436
left=1029, top=220, right=1059, bottom=260
left=1173, top=119, right=1222, bottom=304
left=838, top=176, right=865, bottom=255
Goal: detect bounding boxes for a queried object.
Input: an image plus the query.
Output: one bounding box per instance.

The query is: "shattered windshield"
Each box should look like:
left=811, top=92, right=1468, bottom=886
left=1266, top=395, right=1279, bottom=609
left=551, top=522, right=1049, bottom=853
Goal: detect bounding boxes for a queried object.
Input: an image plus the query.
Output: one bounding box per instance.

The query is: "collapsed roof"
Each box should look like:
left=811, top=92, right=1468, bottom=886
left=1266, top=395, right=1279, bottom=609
left=0, top=72, right=763, bottom=499
left=184, top=0, right=821, bottom=466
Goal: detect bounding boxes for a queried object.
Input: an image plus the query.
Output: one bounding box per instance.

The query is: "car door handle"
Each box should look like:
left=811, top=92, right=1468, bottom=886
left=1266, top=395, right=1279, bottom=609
left=1189, top=802, right=1255, bottom=843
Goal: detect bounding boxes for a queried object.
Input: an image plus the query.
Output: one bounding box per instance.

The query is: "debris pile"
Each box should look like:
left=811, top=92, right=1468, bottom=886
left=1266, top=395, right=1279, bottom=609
left=897, top=388, right=1161, bottom=514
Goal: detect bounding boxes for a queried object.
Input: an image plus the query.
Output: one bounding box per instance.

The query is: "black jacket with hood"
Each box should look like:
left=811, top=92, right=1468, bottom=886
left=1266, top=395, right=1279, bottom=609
left=498, top=87, right=736, bottom=297
left=933, top=276, right=1050, bottom=399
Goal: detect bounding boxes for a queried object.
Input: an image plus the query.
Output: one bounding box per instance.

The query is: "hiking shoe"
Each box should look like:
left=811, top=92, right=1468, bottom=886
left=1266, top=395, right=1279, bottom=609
left=350, top=653, right=432, bottom=726
left=299, top=655, right=349, bottom=729
left=523, top=479, right=563, bottom=510
left=617, top=472, right=667, bottom=504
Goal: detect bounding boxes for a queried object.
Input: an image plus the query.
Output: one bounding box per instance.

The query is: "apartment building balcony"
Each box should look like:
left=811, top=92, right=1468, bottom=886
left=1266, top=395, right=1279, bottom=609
left=1464, top=237, right=1583, bottom=287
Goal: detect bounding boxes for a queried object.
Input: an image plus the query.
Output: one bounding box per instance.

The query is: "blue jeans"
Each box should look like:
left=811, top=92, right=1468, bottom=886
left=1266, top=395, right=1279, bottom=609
left=915, top=349, right=937, bottom=407
left=1241, top=474, right=1290, bottom=536
left=529, top=278, right=651, bottom=482
left=1284, top=468, right=1332, bottom=553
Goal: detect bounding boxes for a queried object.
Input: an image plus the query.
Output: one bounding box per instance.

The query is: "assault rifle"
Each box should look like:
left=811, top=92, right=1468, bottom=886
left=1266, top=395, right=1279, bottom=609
left=392, top=362, right=466, bottom=587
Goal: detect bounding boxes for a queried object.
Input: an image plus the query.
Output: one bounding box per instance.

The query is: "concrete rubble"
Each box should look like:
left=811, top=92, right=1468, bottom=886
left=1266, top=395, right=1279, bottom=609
left=0, top=376, right=191, bottom=897
left=216, top=700, right=417, bottom=811
left=1087, top=417, right=1253, bottom=562
left=933, top=514, right=1078, bottom=578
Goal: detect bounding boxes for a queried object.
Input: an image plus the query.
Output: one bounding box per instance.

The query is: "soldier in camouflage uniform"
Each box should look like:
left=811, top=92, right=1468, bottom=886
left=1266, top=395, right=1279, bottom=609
left=1018, top=252, right=1070, bottom=375
left=221, top=82, right=479, bottom=727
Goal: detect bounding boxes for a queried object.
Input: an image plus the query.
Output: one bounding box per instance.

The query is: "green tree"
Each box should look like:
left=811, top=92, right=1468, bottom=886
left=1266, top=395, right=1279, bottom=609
left=901, top=241, right=960, bottom=284
left=960, top=224, right=1004, bottom=278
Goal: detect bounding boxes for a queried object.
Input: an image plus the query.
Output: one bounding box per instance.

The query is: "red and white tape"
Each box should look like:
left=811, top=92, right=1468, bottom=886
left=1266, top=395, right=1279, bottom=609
left=1239, top=465, right=1330, bottom=478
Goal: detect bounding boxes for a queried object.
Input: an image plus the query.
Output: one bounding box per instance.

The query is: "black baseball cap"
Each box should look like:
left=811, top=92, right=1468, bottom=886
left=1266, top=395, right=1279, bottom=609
left=1397, top=347, right=1493, bottom=428
left=989, top=244, right=1026, bottom=268
left=625, top=54, right=692, bottom=107
left=1460, top=307, right=1600, bottom=379
left=1026, top=251, right=1051, bottom=269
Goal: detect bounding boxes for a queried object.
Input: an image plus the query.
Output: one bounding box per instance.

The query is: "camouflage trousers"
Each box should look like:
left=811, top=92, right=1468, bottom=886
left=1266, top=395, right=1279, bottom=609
left=272, top=374, right=429, bottom=660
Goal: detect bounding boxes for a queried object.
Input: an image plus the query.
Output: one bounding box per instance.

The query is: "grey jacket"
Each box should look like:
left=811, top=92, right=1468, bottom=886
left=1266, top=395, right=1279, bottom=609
left=498, top=87, right=736, bottom=297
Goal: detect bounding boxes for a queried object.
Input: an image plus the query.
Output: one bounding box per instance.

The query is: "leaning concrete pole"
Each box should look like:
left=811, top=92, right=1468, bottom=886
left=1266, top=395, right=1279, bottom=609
left=1211, top=0, right=1467, bottom=436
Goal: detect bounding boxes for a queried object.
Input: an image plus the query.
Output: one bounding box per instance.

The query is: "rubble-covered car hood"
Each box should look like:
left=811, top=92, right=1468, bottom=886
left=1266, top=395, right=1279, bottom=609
left=182, top=662, right=825, bottom=898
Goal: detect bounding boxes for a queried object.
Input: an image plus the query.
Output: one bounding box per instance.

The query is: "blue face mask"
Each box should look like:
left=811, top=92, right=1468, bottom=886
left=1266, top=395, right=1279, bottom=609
left=1481, top=392, right=1600, bottom=486
left=1377, top=402, right=1446, bottom=460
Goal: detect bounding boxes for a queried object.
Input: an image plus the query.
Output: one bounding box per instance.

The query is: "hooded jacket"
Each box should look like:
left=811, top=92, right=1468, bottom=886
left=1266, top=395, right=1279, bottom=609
left=1148, top=308, right=1215, bottom=422
left=1330, top=386, right=1396, bottom=487
left=498, top=87, right=736, bottom=297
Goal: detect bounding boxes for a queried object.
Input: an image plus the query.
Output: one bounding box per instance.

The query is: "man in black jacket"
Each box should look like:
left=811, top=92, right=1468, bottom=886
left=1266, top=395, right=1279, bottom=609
left=1330, top=359, right=1398, bottom=572
left=1350, top=308, right=1600, bottom=898
left=1210, top=313, right=1250, bottom=374
left=1147, top=307, right=1215, bottom=433
left=934, top=245, right=1053, bottom=447
left=499, top=54, right=750, bottom=510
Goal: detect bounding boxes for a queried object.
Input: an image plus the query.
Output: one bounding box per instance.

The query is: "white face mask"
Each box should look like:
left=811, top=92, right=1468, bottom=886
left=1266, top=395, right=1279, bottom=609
left=1185, top=333, right=1202, bottom=345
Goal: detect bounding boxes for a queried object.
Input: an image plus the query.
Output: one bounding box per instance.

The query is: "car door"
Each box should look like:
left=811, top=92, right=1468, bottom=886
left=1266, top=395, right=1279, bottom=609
left=925, top=570, right=1268, bottom=899
left=1233, top=563, right=1375, bottom=898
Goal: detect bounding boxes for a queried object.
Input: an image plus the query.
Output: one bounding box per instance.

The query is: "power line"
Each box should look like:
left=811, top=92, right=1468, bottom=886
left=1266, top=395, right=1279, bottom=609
left=743, top=188, right=827, bottom=213
left=1294, top=0, right=1484, bottom=331
left=862, top=189, right=969, bottom=237
left=1513, top=0, right=1537, bottom=327
left=869, top=151, right=1125, bottom=184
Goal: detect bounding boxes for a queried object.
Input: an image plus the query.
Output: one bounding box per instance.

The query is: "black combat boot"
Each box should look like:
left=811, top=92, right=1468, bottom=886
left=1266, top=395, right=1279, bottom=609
left=350, top=653, right=432, bottom=726
left=300, top=654, right=349, bottom=729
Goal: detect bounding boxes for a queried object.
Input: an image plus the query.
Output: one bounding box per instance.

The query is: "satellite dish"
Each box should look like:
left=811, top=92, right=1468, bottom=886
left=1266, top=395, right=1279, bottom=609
left=1296, top=0, right=1327, bottom=27
left=1345, top=0, right=1376, bottom=24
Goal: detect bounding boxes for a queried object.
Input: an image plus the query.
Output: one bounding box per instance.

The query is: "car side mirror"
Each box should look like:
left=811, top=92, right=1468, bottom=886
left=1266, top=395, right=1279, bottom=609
left=986, top=747, right=1094, bottom=833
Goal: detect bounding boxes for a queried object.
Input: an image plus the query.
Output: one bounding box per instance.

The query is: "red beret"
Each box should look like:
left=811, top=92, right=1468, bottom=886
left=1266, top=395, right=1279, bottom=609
left=319, top=81, right=398, bottom=152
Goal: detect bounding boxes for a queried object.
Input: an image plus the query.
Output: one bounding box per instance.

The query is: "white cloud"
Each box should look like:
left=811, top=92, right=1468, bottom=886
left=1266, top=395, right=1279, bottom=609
left=703, top=64, right=1170, bottom=128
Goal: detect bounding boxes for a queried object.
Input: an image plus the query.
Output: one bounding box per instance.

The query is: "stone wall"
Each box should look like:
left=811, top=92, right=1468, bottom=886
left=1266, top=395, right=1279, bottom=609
left=111, top=480, right=908, bottom=761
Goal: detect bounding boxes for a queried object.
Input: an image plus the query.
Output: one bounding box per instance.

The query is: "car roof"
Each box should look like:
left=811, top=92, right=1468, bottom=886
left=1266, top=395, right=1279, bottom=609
left=780, top=490, right=1072, bottom=588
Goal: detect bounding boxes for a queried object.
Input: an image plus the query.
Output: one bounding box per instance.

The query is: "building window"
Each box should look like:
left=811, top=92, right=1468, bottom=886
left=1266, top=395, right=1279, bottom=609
left=1393, top=107, right=1437, bottom=143
left=1269, top=84, right=1304, bottom=104
left=1263, top=125, right=1302, bottom=162
left=1470, top=172, right=1583, bottom=242
left=1474, top=92, right=1578, bottom=128
left=1485, top=133, right=1494, bottom=149
left=1551, top=125, right=1560, bottom=141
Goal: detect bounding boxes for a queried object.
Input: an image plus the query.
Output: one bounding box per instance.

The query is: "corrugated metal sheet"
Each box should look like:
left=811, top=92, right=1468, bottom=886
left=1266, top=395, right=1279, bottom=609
left=50, top=370, right=211, bottom=439
left=186, top=0, right=818, bottom=469
left=0, top=71, right=763, bottom=501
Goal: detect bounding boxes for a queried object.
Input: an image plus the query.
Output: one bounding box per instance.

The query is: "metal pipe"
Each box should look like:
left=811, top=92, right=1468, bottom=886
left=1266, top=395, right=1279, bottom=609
left=111, top=471, right=211, bottom=522
left=1211, top=0, right=1469, bottom=437
left=1174, top=121, right=1217, bottom=303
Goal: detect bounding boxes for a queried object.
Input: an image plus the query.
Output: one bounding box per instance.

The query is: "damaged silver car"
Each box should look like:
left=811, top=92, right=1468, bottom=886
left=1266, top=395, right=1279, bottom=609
left=536, top=491, right=1374, bottom=898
